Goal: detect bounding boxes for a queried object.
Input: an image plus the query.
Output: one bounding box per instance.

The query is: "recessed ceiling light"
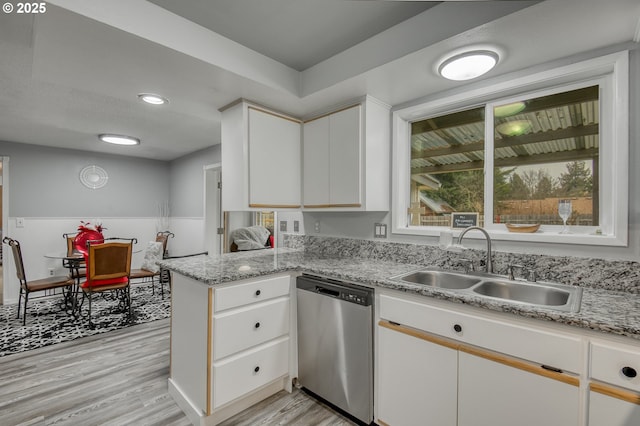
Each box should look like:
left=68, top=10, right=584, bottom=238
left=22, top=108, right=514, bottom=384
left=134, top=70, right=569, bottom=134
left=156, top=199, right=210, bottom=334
left=138, top=93, right=169, bottom=105
left=98, top=134, right=140, bottom=146
left=438, top=50, right=499, bottom=81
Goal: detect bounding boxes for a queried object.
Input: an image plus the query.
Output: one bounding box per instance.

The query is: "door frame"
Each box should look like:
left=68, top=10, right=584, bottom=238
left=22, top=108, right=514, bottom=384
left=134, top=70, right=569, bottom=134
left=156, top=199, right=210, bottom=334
left=1, top=156, right=9, bottom=304
left=203, top=163, right=222, bottom=257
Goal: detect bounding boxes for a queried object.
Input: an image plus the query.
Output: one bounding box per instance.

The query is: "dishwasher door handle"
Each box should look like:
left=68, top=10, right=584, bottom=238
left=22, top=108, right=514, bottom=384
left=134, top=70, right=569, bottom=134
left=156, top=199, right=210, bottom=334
left=316, top=286, right=340, bottom=297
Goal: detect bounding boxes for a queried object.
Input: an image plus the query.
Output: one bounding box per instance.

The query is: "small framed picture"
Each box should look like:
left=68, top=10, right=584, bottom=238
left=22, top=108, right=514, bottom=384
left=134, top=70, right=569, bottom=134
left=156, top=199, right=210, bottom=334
left=451, top=212, right=479, bottom=229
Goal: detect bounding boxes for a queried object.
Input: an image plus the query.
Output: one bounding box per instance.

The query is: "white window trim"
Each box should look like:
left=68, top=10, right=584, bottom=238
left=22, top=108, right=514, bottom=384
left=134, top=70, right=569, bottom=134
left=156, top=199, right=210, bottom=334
left=391, top=51, right=629, bottom=247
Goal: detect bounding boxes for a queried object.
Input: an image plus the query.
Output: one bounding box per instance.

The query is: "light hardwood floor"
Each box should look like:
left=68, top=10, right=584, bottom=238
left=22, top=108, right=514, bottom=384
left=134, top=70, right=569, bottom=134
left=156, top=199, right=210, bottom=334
left=0, top=319, right=356, bottom=426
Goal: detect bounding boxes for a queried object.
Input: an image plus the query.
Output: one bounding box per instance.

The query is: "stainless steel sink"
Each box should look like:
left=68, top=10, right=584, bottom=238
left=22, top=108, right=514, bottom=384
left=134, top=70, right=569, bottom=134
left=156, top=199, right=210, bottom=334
left=472, top=280, right=581, bottom=311
left=390, top=268, right=582, bottom=312
left=392, top=269, right=481, bottom=289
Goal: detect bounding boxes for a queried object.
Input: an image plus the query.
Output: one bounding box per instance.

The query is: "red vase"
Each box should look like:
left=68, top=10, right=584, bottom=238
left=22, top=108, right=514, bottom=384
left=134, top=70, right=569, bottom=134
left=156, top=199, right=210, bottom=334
left=74, top=230, right=104, bottom=255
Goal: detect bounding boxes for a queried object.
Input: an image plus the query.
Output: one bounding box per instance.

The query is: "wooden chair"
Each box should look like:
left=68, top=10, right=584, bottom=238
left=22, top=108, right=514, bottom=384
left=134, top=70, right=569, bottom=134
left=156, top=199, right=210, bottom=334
left=79, top=239, right=133, bottom=328
left=130, top=231, right=174, bottom=298
left=3, top=237, right=73, bottom=325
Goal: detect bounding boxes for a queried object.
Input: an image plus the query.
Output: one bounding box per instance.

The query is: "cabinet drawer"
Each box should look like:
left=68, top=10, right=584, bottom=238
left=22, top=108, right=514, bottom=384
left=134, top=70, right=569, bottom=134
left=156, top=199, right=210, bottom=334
left=379, top=293, right=581, bottom=373
left=212, top=337, right=289, bottom=409
left=213, top=297, right=290, bottom=359
left=591, top=341, right=640, bottom=392
left=214, top=275, right=290, bottom=312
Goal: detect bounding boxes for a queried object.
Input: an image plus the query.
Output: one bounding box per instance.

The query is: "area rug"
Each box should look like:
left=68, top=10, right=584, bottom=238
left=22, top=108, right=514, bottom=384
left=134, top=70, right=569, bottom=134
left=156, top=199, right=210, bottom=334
left=0, top=284, right=170, bottom=357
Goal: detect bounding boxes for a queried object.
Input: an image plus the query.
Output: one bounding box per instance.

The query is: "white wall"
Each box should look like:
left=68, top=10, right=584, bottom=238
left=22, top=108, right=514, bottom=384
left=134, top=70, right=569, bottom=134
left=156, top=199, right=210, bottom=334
left=166, top=217, right=206, bottom=258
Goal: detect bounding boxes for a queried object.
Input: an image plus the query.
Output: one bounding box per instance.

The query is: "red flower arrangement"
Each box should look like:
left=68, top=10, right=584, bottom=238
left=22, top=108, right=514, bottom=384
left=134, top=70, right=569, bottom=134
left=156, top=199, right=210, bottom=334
left=77, top=221, right=105, bottom=233
left=74, top=221, right=106, bottom=254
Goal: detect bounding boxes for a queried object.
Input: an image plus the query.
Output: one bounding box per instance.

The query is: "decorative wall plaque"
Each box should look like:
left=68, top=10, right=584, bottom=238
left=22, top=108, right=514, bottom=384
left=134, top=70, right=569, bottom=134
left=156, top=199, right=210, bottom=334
left=79, top=165, right=108, bottom=189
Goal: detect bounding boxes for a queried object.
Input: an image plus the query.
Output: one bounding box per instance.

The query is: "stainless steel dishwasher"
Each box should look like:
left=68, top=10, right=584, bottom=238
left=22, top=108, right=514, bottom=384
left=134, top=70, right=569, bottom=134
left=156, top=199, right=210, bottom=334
left=296, top=274, right=374, bottom=425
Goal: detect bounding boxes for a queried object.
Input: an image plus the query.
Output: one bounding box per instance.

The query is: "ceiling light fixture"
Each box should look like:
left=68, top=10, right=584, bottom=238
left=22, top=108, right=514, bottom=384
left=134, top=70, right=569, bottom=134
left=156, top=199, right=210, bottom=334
left=98, top=134, right=140, bottom=146
left=494, top=101, right=526, bottom=117
left=138, top=93, right=169, bottom=105
left=438, top=49, right=499, bottom=81
left=496, top=120, right=533, bottom=137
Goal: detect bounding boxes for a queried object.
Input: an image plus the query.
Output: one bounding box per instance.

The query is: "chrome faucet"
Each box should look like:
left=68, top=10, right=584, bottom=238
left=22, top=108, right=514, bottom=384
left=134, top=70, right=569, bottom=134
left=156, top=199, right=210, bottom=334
left=457, top=226, right=493, bottom=274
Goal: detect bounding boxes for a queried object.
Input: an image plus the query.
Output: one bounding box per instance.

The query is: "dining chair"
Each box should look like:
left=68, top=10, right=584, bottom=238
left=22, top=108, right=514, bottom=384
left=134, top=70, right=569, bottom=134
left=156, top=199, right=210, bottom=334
left=3, top=237, right=74, bottom=325
left=129, top=231, right=174, bottom=298
left=79, top=238, right=134, bottom=328
left=156, top=231, right=175, bottom=257
left=62, top=232, right=86, bottom=279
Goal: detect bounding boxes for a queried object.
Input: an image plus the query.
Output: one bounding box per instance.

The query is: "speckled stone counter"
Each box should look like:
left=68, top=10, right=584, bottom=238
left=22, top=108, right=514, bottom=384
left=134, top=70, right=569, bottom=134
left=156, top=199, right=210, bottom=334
left=158, top=247, right=640, bottom=341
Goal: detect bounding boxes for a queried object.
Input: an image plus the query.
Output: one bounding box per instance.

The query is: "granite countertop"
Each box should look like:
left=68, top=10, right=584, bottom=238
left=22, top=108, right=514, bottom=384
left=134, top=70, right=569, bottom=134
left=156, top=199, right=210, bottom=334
left=158, top=248, right=640, bottom=341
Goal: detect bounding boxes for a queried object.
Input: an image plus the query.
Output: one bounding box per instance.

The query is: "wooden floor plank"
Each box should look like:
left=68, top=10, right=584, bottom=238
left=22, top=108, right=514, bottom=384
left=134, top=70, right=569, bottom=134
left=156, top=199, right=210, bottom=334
left=0, top=318, right=356, bottom=426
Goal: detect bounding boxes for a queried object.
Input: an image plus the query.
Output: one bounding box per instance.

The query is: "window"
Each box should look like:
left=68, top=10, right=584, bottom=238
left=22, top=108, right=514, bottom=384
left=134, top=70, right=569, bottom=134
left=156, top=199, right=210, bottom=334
left=409, top=106, right=486, bottom=227
left=492, top=87, right=599, bottom=228
left=393, top=51, right=629, bottom=246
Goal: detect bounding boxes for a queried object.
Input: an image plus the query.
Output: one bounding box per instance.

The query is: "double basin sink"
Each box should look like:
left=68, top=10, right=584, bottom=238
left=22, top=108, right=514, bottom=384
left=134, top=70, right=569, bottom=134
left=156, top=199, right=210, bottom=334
left=391, top=268, right=582, bottom=313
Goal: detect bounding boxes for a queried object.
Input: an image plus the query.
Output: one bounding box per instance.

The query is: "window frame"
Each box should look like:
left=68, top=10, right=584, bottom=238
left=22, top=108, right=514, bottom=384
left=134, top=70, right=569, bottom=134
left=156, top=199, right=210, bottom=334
left=391, top=51, right=629, bottom=246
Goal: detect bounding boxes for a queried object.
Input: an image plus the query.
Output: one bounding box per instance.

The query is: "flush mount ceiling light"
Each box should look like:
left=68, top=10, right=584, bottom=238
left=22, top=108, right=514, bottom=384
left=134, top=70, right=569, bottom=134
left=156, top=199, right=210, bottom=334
left=494, top=101, right=526, bottom=117
left=98, top=134, right=140, bottom=146
left=438, top=49, right=499, bottom=81
left=496, top=120, right=533, bottom=137
left=138, top=93, right=169, bottom=105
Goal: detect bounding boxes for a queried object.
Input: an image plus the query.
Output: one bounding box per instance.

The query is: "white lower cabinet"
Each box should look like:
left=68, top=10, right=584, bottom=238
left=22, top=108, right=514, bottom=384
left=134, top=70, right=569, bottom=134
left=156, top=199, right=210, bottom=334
left=376, top=291, right=582, bottom=426
left=212, top=336, right=289, bottom=409
left=377, top=324, right=457, bottom=426
left=169, top=273, right=293, bottom=426
left=458, top=351, right=580, bottom=426
left=213, top=297, right=290, bottom=360
left=588, top=340, right=640, bottom=425
left=588, top=388, right=640, bottom=425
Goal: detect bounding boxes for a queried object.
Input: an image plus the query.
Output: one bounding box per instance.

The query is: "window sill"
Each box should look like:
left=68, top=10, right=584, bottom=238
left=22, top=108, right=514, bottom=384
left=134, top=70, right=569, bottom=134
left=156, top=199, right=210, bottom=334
left=392, top=225, right=626, bottom=247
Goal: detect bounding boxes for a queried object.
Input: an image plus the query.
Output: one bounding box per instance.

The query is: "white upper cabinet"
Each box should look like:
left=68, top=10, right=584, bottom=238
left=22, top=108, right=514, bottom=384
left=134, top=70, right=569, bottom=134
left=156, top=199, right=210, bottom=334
left=221, top=101, right=302, bottom=210
left=302, top=115, right=330, bottom=206
left=248, top=107, right=301, bottom=208
left=303, top=97, right=390, bottom=211
left=221, top=96, right=389, bottom=211
left=329, top=105, right=361, bottom=206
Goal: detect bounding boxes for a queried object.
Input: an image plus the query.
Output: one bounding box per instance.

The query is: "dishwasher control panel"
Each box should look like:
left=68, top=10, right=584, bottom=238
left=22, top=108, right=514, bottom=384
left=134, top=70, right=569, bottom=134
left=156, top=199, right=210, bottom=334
left=297, top=274, right=373, bottom=306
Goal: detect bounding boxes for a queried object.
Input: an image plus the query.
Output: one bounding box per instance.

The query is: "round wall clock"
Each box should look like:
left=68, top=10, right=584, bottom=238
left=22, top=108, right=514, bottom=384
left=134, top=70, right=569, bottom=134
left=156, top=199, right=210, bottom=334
left=79, top=165, right=109, bottom=189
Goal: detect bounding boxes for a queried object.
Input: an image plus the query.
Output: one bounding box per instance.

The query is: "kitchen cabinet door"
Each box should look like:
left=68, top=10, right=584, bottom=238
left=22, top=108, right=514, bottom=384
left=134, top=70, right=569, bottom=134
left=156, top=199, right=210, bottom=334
left=303, top=105, right=361, bottom=207
left=377, top=324, right=457, bottom=426
left=329, top=105, right=361, bottom=206
left=302, top=115, right=330, bottom=207
left=589, top=388, right=640, bottom=426
left=248, top=107, right=301, bottom=208
left=458, top=350, right=580, bottom=426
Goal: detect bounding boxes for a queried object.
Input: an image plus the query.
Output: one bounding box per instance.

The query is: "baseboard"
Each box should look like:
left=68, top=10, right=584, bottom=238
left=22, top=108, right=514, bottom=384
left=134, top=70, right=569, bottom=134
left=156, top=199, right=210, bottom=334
left=168, top=378, right=207, bottom=426
left=169, top=376, right=288, bottom=426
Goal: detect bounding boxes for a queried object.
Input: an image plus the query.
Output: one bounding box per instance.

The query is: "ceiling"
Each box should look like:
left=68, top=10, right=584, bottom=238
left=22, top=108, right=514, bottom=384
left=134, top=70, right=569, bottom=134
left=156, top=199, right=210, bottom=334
left=0, top=0, right=638, bottom=161
left=146, top=0, right=438, bottom=71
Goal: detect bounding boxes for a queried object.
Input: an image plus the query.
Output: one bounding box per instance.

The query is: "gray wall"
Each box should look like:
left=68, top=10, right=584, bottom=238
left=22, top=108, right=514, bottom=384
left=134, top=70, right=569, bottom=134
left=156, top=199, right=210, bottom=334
left=169, top=145, right=221, bottom=217
left=0, top=141, right=169, bottom=217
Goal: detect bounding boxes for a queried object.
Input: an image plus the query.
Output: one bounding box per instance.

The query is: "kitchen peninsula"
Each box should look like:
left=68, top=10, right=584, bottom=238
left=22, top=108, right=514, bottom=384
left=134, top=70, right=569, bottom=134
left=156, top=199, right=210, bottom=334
left=161, top=237, right=640, bottom=426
